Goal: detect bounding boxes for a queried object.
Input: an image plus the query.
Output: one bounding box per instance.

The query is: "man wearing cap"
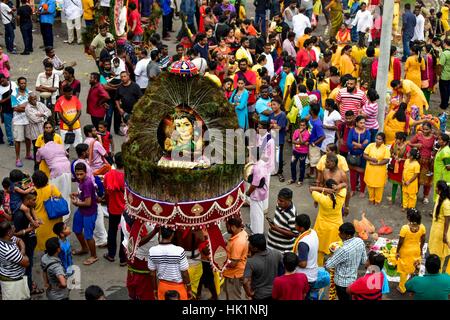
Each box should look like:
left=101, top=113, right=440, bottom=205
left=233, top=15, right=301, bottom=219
left=267, top=188, right=298, bottom=252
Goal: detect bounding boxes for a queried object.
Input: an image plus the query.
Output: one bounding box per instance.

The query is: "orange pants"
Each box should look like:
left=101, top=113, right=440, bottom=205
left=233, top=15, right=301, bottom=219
left=158, top=279, right=188, bottom=300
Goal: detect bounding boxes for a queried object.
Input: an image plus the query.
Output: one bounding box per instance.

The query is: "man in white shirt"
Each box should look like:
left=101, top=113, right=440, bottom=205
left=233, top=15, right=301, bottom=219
left=134, top=49, right=150, bottom=92
left=189, top=48, right=207, bottom=75
left=411, top=6, right=425, bottom=42
left=293, top=214, right=319, bottom=299
left=63, top=0, right=83, bottom=44
left=261, top=42, right=274, bottom=77
left=11, top=77, right=31, bottom=168
left=292, top=8, right=311, bottom=43
left=282, top=1, right=298, bottom=30
left=299, top=0, right=314, bottom=20
left=0, top=0, right=15, bottom=53
left=351, top=2, right=373, bottom=44
left=148, top=227, right=192, bottom=300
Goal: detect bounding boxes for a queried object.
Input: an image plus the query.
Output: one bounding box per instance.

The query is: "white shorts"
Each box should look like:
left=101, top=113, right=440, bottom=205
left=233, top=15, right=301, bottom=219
left=1, top=276, right=30, bottom=300
left=13, top=124, right=30, bottom=142
left=60, top=128, right=83, bottom=150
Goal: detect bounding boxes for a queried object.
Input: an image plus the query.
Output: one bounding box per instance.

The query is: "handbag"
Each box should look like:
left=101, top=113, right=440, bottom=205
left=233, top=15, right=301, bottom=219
left=44, top=186, right=69, bottom=220
left=64, top=131, right=76, bottom=145
left=346, top=131, right=362, bottom=166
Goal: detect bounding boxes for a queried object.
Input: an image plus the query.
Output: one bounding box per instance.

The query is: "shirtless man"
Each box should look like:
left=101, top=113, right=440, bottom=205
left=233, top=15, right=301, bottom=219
left=316, top=143, right=349, bottom=186
left=321, top=154, right=351, bottom=216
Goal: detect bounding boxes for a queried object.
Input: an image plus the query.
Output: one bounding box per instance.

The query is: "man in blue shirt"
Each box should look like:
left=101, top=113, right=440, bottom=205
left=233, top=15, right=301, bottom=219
left=255, top=85, right=273, bottom=123
left=159, top=0, right=172, bottom=39
left=308, top=103, right=325, bottom=179
left=401, top=3, right=416, bottom=62
left=180, top=0, right=196, bottom=36
left=38, top=0, right=56, bottom=48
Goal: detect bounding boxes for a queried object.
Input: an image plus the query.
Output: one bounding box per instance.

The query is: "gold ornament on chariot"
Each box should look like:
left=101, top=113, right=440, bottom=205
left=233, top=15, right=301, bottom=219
left=191, top=204, right=204, bottom=216
left=214, top=246, right=228, bottom=267
left=152, top=203, right=163, bottom=216
left=127, top=192, right=134, bottom=204
left=225, top=195, right=234, bottom=207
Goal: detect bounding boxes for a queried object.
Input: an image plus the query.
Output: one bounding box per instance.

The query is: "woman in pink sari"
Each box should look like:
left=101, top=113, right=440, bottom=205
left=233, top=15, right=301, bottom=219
left=422, top=44, right=438, bottom=104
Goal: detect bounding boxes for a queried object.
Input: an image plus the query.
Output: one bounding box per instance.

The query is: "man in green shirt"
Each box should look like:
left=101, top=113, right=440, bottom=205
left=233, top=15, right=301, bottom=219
left=405, top=254, right=450, bottom=300
left=438, top=39, right=450, bottom=110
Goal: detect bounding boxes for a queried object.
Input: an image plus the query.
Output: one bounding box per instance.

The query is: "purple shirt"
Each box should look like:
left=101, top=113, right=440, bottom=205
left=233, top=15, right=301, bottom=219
left=250, top=160, right=269, bottom=201
left=77, top=178, right=97, bottom=216
left=36, top=141, right=71, bottom=179
left=84, top=137, right=107, bottom=171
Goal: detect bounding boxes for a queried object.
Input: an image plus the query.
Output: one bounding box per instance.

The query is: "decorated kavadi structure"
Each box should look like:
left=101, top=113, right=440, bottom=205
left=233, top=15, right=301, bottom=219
left=122, top=59, right=245, bottom=271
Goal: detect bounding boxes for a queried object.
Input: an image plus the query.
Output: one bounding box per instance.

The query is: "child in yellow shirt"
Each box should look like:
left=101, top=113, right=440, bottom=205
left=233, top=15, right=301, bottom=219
left=402, top=149, right=421, bottom=210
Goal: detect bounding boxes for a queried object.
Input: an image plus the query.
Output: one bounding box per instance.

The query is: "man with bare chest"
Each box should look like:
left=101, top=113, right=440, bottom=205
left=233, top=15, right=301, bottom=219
left=321, top=154, right=351, bottom=216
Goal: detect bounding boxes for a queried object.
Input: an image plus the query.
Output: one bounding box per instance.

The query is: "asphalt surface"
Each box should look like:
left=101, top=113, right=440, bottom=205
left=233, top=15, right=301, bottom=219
left=0, top=3, right=441, bottom=300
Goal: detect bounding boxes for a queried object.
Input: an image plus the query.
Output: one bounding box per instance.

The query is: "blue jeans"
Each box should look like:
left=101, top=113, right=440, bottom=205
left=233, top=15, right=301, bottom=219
left=305, top=9, right=313, bottom=20
left=402, top=36, right=412, bottom=61
left=40, top=22, right=53, bottom=48
left=2, top=112, right=13, bottom=144
left=255, top=11, right=267, bottom=35
left=291, top=151, right=308, bottom=182
left=4, top=23, right=15, bottom=52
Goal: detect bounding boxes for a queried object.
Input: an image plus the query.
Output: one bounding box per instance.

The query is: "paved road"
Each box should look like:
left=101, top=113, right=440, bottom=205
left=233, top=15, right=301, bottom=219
left=0, top=4, right=439, bottom=300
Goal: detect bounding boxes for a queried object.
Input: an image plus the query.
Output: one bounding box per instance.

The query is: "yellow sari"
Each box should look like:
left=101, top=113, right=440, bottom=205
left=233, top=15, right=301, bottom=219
left=339, top=54, right=356, bottom=77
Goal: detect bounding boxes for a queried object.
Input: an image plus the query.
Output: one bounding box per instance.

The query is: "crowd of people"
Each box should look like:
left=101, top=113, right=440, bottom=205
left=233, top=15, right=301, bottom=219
left=0, top=0, right=450, bottom=301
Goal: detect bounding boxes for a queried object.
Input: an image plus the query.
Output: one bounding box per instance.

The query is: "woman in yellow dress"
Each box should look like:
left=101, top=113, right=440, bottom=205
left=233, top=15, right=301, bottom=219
left=351, top=38, right=367, bottom=77
left=404, top=46, right=426, bottom=88
left=363, top=133, right=391, bottom=205
left=326, top=0, right=343, bottom=40
left=309, top=179, right=346, bottom=266
left=396, top=208, right=426, bottom=294
left=317, top=72, right=330, bottom=107
left=390, top=79, right=429, bottom=117
left=392, top=0, right=400, bottom=34
left=339, top=45, right=357, bottom=77
left=428, top=181, right=450, bottom=274
left=35, top=121, right=63, bottom=177
left=441, top=2, right=450, bottom=33
left=31, top=170, right=63, bottom=252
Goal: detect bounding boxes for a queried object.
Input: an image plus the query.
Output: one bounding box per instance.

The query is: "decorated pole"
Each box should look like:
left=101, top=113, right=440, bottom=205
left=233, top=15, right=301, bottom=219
left=375, top=0, right=394, bottom=132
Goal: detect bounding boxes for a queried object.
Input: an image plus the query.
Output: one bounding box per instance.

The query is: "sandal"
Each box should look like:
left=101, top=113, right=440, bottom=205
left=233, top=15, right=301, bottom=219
left=103, top=253, right=115, bottom=262
left=278, top=174, right=285, bottom=182
left=297, top=181, right=303, bottom=187
left=287, top=179, right=295, bottom=185
left=83, top=257, right=99, bottom=266
left=120, top=261, right=128, bottom=267
left=72, top=249, right=89, bottom=256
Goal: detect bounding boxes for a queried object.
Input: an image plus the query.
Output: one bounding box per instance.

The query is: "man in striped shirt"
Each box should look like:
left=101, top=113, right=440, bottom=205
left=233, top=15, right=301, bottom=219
left=267, top=188, right=298, bottom=252
left=148, top=227, right=192, bottom=300
left=335, top=76, right=368, bottom=120
left=0, top=221, right=31, bottom=300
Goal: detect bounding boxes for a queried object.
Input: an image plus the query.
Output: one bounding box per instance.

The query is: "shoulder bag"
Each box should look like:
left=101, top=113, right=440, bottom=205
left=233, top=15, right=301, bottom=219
left=89, top=139, right=111, bottom=176
left=44, top=185, right=69, bottom=220
left=346, top=131, right=362, bottom=167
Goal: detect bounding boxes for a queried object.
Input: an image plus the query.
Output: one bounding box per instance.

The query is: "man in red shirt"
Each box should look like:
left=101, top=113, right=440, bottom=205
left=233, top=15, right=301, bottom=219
left=296, top=39, right=317, bottom=68
left=346, top=251, right=386, bottom=300
left=272, top=252, right=309, bottom=300
left=127, top=2, right=143, bottom=43
left=102, top=152, right=127, bottom=265
left=337, top=110, right=355, bottom=158
left=87, top=72, right=110, bottom=129
left=335, top=76, right=368, bottom=120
